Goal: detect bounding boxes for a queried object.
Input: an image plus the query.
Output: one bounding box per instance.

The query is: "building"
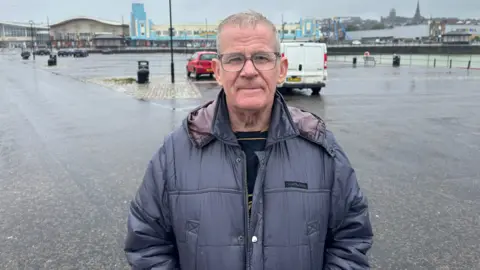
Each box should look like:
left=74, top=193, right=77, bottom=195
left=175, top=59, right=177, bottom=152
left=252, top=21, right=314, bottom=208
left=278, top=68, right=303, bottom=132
left=0, top=21, right=49, bottom=48
left=130, top=3, right=156, bottom=42
left=126, top=2, right=318, bottom=47
left=412, top=0, right=425, bottom=24
left=146, top=21, right=302, bottom=47
left=442, top=32, right=472, bottom=44
left=91, top=34, right=126, bottom=48
left=346, top=24, right=430, bottom=42
left=49, top=17, right=129, bottom=48
left=346, top=21, right=480, bottom=43
left=445, top=24, right=480, bottom=35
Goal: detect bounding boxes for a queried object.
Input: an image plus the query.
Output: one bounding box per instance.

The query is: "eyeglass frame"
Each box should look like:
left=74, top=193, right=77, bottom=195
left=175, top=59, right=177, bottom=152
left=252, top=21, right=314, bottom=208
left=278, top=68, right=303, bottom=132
left=216, top=51, right=282, bottom=72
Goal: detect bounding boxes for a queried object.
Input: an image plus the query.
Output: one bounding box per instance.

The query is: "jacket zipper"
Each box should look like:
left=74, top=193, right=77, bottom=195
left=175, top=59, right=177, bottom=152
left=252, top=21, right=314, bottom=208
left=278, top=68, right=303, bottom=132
left=241, top=151, right=250, bottom=269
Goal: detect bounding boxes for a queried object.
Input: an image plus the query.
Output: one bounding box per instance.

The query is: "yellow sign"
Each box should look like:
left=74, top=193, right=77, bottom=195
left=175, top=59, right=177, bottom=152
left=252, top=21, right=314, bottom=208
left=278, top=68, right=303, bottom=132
left=198, top=31, right=216, bottom=37
left=287, top=77, right=301, bottom=82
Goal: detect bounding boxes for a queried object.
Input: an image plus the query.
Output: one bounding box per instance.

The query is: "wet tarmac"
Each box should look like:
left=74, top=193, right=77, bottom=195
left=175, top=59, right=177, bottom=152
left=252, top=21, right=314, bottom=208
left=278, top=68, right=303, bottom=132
left=1, top=52, right=480, bottom=269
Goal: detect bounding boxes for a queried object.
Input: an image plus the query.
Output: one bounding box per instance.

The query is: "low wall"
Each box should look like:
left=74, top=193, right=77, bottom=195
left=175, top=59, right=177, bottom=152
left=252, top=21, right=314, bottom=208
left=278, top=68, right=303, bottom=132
left=87, top=45, right=480, bottom=55
left=89, top=48, right=215, bottom=54
left=327, top=45, right=480, bottom=55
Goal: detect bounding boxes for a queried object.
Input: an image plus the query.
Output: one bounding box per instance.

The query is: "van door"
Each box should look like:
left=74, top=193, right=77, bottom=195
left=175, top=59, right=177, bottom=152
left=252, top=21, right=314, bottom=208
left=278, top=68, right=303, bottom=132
left=301, top=43, right=325, bottom=79
left=284, top=44, right=304, bottom=77
left=283, top=43, right=305, bottom=84
left=282, top=43, right=326, bottom=84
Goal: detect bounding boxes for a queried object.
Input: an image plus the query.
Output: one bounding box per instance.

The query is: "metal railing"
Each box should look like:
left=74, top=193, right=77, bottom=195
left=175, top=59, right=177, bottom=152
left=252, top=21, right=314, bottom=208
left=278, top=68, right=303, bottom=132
left=329, top=53, right=480, bottom=69
left=326, top=42, right=480, bottom=48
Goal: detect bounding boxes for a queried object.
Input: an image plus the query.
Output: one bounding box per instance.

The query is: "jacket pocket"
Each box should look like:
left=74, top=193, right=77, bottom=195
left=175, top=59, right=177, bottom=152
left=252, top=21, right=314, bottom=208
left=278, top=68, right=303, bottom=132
left=307, top=220, right=324, bottom=270
left=184, top=220, right=200, bottom=270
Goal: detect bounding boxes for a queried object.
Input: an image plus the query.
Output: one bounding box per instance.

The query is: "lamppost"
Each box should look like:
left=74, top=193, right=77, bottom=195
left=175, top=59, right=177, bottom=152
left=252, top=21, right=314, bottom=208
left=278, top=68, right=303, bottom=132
left=47, top=16, right=52, bottom=52
left=205, top=18, right=208, bottom=47
left=29, top=20, right=35, bottom=60
left=168, top=0, right=175, bottom=83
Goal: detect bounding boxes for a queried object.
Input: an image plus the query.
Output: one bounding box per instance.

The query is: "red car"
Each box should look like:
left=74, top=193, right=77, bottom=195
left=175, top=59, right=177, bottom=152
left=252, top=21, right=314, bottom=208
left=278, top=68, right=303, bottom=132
left=186, top=51, right=217, bottom=80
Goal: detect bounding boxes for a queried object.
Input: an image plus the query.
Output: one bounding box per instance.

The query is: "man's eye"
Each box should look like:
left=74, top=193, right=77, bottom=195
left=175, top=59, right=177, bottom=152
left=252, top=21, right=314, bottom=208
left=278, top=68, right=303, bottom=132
left=254, top=55, right=270, bottom=62
left=225, top=57, right=243, bottom=63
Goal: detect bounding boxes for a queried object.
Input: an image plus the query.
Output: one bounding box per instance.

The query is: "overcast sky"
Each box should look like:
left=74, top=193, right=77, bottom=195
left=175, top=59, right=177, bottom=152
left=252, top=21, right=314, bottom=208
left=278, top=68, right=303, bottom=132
left=1, top=0, right=479, bottom=25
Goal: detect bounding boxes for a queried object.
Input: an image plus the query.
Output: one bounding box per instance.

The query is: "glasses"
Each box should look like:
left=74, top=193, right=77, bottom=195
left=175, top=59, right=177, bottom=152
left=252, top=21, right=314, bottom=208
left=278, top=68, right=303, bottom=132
left=218, top=52, right=281, bottom=72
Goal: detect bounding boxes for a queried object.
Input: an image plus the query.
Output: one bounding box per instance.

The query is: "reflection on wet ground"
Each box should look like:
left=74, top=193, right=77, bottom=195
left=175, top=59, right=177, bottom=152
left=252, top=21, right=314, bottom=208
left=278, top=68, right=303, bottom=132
left=1, top=52, right=480, bottom=269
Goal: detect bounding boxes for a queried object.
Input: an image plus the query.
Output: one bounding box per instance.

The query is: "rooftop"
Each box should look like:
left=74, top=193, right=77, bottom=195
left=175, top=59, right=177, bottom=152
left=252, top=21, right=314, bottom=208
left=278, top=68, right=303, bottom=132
left=0, top=21, right=49, bottom=28
left=51, top=16, right=127, bottom=27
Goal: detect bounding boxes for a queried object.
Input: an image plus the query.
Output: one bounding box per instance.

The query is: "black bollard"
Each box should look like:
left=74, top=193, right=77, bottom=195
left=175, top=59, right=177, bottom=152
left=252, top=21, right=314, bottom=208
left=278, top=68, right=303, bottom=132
left=449, top=59, right=452, bottom=69
left=352, top=57, right=357, bottom=66
left=433, top=59, right=436, bottom=68
left=47, top=54, right=57, bottom=66
left=467, top=60, right=471, bottom=70
left=392, top=55, right=401, bottom=67
left=137, top=60, right=150, bottom=84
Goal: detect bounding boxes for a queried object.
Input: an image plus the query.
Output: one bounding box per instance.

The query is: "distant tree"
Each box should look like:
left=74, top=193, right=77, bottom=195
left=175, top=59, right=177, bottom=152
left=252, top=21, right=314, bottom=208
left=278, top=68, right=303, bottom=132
left=345, top=24, right=360, bottom=31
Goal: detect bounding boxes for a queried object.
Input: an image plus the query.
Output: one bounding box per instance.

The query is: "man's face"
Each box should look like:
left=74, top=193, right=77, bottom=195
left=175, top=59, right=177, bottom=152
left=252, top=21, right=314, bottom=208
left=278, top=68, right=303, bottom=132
left=212, top=23, right=288, bottom=111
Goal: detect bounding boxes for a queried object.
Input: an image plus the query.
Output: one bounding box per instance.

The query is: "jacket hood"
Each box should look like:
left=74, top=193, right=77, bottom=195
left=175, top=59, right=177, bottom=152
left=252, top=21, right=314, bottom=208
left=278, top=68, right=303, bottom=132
left=183, top=90, right=333, bottom=155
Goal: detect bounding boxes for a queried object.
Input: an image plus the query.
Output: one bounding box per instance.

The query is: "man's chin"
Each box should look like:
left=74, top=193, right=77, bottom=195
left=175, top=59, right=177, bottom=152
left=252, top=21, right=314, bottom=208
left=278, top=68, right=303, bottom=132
left=235, top=97, right=268, bottom=111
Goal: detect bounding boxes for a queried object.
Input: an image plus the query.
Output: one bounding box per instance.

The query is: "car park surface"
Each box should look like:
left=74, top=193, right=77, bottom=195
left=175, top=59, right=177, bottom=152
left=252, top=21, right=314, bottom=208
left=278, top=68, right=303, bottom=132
left=1, top=51, right=479, bottom=269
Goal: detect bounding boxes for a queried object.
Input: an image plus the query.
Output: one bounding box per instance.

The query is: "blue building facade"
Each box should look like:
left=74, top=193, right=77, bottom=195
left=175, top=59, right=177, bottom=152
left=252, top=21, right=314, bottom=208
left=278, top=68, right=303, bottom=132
left=300, top=18, right=323, bottom=39
left=126, top=4, right=329, bottom=47
left=130, top=3, right=156, bottom=40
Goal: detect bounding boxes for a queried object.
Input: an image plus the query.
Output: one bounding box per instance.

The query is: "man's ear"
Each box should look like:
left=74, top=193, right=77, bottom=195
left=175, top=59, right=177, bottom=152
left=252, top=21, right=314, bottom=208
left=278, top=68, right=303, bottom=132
left=277, top=57, right=288, bottom=85
left=212, top=59, right=222, bottom=86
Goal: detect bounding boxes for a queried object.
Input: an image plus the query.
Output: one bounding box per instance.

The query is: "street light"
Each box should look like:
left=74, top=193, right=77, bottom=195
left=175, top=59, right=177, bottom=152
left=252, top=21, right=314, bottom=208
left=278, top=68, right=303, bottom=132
left=29, top=20, right=35, bottom=60
left=168, top=0, right=175, bottom=83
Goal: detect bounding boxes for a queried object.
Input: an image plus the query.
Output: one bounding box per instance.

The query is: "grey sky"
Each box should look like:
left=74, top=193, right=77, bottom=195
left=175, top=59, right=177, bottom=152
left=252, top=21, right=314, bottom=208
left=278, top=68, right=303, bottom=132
left=1, top=0, right=478, bottom=25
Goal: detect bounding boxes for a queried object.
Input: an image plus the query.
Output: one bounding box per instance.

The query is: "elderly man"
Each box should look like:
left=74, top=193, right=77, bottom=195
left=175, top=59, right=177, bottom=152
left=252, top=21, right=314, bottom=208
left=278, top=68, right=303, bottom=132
left=124, top=10, right=373, bottom=270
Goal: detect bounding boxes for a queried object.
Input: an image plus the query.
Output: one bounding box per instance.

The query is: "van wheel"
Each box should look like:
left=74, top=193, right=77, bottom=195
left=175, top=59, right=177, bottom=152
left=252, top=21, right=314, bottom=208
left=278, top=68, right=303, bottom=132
left=311, top=87, right=321, bottom=95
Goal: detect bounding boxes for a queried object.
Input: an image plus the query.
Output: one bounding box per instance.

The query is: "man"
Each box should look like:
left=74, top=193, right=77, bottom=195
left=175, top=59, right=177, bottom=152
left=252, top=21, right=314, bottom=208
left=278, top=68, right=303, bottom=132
left=124, top=10, right=373, bottom=270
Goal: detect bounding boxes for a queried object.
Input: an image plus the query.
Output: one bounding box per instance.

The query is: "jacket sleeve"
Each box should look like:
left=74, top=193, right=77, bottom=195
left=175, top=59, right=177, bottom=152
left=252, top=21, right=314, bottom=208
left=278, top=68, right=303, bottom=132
left=124, top=145, right=179, bottom=270
left=324, top=132, right=374, bottom=270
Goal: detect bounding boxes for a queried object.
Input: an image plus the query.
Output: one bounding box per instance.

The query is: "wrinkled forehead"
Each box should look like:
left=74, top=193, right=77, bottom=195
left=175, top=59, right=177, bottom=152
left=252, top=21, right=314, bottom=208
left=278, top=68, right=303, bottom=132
left=217, top=23, right=277, bottom=54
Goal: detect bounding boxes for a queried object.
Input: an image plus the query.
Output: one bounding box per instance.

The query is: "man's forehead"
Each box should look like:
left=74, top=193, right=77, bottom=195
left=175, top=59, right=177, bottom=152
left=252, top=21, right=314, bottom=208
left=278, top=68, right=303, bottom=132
left=219, top=25, right=274, bottom=43
left=221, top=22, right=273, bottom=33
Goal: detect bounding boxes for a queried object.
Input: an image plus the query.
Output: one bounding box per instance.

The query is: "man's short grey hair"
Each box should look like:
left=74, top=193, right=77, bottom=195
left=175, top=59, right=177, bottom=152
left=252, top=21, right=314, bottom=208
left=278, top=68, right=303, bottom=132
left=216, top=10, right=281, bottom=53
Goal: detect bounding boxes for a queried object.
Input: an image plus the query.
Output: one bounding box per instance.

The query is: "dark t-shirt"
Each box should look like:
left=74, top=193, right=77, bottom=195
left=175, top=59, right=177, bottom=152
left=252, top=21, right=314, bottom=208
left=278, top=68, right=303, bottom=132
left=235, top=131, right=268, bottom=215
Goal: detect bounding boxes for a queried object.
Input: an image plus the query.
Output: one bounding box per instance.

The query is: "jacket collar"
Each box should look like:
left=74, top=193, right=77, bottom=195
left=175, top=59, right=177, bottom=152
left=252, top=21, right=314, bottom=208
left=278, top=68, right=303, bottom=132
left=183, top=89, right=333, bottom=155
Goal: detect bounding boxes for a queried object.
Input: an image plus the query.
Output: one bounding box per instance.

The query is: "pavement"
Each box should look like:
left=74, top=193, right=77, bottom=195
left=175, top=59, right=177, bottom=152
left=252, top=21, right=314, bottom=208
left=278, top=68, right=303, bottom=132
left=1, top=51, right=480, bottom=270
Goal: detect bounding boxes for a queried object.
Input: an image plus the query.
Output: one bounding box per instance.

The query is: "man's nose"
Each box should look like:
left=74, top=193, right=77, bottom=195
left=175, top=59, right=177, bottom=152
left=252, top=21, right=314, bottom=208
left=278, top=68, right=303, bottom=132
left=240, top=59, right=258, bottom=77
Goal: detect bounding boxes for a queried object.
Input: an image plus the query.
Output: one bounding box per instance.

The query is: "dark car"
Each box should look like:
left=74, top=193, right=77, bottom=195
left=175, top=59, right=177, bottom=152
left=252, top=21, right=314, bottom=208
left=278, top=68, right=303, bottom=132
left=21, top=51, right=31, bottom=60
left=73, top=49, right=89, bottom=58
left=33, top=48, right=50, bottom=56
left=101, top=49, right=114, bottom=54
left=57, top=49, right=74, bottom=57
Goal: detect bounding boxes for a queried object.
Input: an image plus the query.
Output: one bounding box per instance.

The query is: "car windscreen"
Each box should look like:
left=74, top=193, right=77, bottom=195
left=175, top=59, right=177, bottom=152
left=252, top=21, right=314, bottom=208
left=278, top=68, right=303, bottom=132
left=200, top=54, right=217, bottom=60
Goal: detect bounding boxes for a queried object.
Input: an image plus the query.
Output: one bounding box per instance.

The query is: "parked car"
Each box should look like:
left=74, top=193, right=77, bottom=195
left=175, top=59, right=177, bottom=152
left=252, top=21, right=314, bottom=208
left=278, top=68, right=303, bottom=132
left=101, top=49, right=114, bottom=54
left=73, top=49, right=89, bottom=58
left=33, top=48, right=50, bottom=56
left=21, top=51, right=31, bottom=60
left=186, top=51, right=217, bottom=80
left=57, top=49, right=74, bottom=57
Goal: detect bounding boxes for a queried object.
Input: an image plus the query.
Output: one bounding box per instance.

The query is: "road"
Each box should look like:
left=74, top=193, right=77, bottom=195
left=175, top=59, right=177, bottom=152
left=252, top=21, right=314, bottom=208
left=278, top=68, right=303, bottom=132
left=1, top=52, right=480, bottom=270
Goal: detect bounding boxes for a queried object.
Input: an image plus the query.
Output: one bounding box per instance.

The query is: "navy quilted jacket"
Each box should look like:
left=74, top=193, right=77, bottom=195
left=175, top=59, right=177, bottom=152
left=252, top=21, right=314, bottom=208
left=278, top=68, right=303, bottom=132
left=124, top=90, right=373, bottom=270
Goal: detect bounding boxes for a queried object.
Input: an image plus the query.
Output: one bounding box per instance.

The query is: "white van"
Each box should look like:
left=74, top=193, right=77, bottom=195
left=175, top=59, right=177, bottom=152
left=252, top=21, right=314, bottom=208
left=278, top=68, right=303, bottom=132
left=278, top=42, right=328, bottom=95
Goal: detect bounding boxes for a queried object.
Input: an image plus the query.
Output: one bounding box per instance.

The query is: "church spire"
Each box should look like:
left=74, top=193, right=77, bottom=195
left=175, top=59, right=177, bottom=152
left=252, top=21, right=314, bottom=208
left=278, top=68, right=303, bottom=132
left=413, top=0, right=422, bottom=23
